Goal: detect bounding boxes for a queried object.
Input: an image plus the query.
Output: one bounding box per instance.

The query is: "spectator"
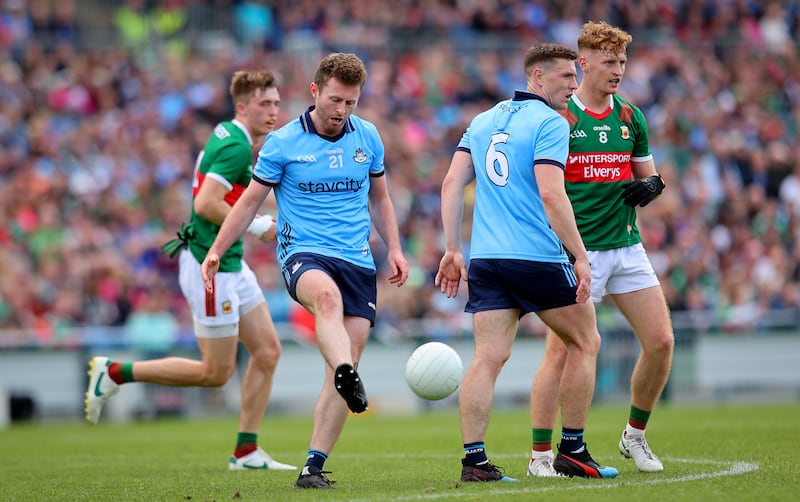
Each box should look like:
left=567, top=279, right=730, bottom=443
left=2, top=0, right=800, bottom=348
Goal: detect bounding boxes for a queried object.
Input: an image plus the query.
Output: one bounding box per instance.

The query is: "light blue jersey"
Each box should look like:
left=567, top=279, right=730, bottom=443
left=458, top=91, right=570, bottom=263
left=253, top=107, right=385, bottom=270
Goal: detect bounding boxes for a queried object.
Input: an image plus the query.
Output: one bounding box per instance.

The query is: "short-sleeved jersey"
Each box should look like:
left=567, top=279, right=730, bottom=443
left=252, top=107, right=385, bottom=270
left=458, top=91, right=570, bottom=263
left=188, top=120, right=254, bottom=272
left=560, top=94, right=653, bottom=250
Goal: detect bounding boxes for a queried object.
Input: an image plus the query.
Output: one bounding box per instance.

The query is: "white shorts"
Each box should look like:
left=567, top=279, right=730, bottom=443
left=588, top=243, right=660, bottom=303
left=178, top=250, right=264, bottom=338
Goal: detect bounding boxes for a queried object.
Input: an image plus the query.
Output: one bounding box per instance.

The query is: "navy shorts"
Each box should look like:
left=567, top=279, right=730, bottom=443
left=466, top=258, right=578, bottom=317
left=281, top=252, right=378, bottom=326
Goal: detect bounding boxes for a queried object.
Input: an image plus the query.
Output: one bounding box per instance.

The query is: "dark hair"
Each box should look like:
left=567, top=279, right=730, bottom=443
left=314, top=53, right=368, bottom=90
left=523, top=43, right=578, bottom=79
left=229, top=70, right=277, bottom=103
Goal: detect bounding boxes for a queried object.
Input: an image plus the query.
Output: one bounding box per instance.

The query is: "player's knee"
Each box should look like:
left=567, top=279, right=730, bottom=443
left=250, top=342, right=282, bottom=371
left=472, top=349, right=510, bottom=372
left=575, top=336, right=601, bottom=361
left=310, top=287, right=342, bottom=316
left=546, top=342, right=569, bottom=367
left=642, top=330, right=674, bottom=357
left=201, top=364, right=235, bottom=387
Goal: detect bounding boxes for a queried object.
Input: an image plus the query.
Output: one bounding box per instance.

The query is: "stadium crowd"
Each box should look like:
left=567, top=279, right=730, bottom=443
left=2, top=0, right=800, bottom=347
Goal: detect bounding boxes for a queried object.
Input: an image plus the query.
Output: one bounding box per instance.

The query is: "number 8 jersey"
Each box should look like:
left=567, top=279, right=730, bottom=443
left=560, top=94, right=653, bottom=251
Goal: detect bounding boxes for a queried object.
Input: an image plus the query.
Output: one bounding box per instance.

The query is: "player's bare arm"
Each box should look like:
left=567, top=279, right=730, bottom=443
left=201, top=180, right=272, bottom=291
left=194, top=177, right=234, bottom=225
left=534, top=163, right=591, bottom=303
left=436, top=151, right=474, bottom=298
left=368, top=175, right=409, bottom=287
left=196, top=175, right=277, bottom=243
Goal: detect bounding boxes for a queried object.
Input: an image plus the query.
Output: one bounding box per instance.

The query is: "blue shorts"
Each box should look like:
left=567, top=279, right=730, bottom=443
left=281, top=252, right=378, bottom=326
left=466, top=258, right=578, bottom=317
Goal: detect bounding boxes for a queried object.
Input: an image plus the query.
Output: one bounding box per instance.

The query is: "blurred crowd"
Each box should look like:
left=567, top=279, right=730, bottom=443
left=2, top=0, right=800, bottom=348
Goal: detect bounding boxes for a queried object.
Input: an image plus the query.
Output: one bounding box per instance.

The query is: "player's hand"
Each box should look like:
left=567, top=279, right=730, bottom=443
left=435, top=249, right=467, bottom=298
left=201, top=252, right=220, bottom=293
left=386, top=248, right=409, bottom=287
left=620, top=174, right=665, bottom=207
left=257, top=215, right=277, bottom=243
left=246, top=214, right=276, bottom=242
left=572, top=256, right=591, bottom=304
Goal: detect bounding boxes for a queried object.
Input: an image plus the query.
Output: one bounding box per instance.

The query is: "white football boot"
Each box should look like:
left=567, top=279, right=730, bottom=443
left=619, top=430, right=664, bottom=472
left=229, top=447, right=297, bottom=471
left=84, top=356, right=119, bottom=425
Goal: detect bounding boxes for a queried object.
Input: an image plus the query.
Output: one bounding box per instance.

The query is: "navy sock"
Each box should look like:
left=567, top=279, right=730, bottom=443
left=305, top=449, right=327, bottom=471
left=464, top=442, right=488, bottom=466
left=560, top=428, right=584, bottom=453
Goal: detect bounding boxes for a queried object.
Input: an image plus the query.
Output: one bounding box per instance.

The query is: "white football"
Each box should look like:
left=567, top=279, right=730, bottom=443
left=405, top=342, right=463, bottom=400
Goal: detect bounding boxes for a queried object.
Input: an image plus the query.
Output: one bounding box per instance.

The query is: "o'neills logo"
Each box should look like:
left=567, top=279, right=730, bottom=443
left=620, top=125, right=630, bottom=140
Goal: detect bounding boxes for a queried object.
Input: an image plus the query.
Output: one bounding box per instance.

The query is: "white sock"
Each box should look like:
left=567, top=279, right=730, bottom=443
left=626, top=423, right=645, bottom=437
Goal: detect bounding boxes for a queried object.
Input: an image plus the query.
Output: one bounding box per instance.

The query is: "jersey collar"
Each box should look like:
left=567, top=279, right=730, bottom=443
left=570, top=93, right=614, bottom=120
left=300, top=106, right=355, bottom=140
left=512, top=90, right=550, bottom=106
left=231, top=119, right=253, bottom=146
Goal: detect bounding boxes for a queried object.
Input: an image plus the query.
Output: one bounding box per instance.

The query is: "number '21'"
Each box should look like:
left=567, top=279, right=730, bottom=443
left=485, top=133, right=510, bottom=186
left=329, top=154, right=344, bottom=168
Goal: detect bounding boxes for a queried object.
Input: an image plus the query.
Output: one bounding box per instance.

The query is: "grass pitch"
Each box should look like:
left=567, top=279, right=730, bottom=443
left=1, top=401, right=797, bottom=501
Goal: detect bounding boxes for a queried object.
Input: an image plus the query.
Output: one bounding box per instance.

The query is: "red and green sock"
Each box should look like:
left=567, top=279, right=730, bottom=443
left=234, top=432, right=258, bottom=458
left=532, top=428, right=553, bottom=453
left=107, top=362, right=134, bottom=384
left=628, top=405, right=651, bottom=431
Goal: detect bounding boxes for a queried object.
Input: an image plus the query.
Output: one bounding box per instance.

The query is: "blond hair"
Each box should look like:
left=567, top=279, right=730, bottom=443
left=577, top=21, right=633, bottom=54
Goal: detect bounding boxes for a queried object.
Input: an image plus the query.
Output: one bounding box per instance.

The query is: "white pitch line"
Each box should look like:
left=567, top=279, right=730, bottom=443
left=345, top=457, right=759, bottom=502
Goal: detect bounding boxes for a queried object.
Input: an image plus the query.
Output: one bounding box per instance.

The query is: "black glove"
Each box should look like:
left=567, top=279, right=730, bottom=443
left=620, top=174, right=665, bottom=207
left=161, top=222, right=195, bottom=258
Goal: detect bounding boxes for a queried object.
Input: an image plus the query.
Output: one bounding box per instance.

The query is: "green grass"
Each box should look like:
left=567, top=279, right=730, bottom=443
left=1, top=402, right=798, bottom=501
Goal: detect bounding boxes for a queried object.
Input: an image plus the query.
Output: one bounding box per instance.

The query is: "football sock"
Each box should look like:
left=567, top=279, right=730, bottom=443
left=532, top=428, right=553, bottom=454
left=234, top=432, right=258, bottom=458
left=464, top=442, right=488, bottom=466
left=107, top=362, right=134, bottom=384
left=560, top=427, right=584, bottom=453
left=628, top=405, right=651, bottom=431
left=305, top=449, right=328, bottom=470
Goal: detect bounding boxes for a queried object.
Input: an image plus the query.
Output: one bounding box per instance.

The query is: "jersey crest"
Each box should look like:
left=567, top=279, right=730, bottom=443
left=353, top=148, right=368, bottom=163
